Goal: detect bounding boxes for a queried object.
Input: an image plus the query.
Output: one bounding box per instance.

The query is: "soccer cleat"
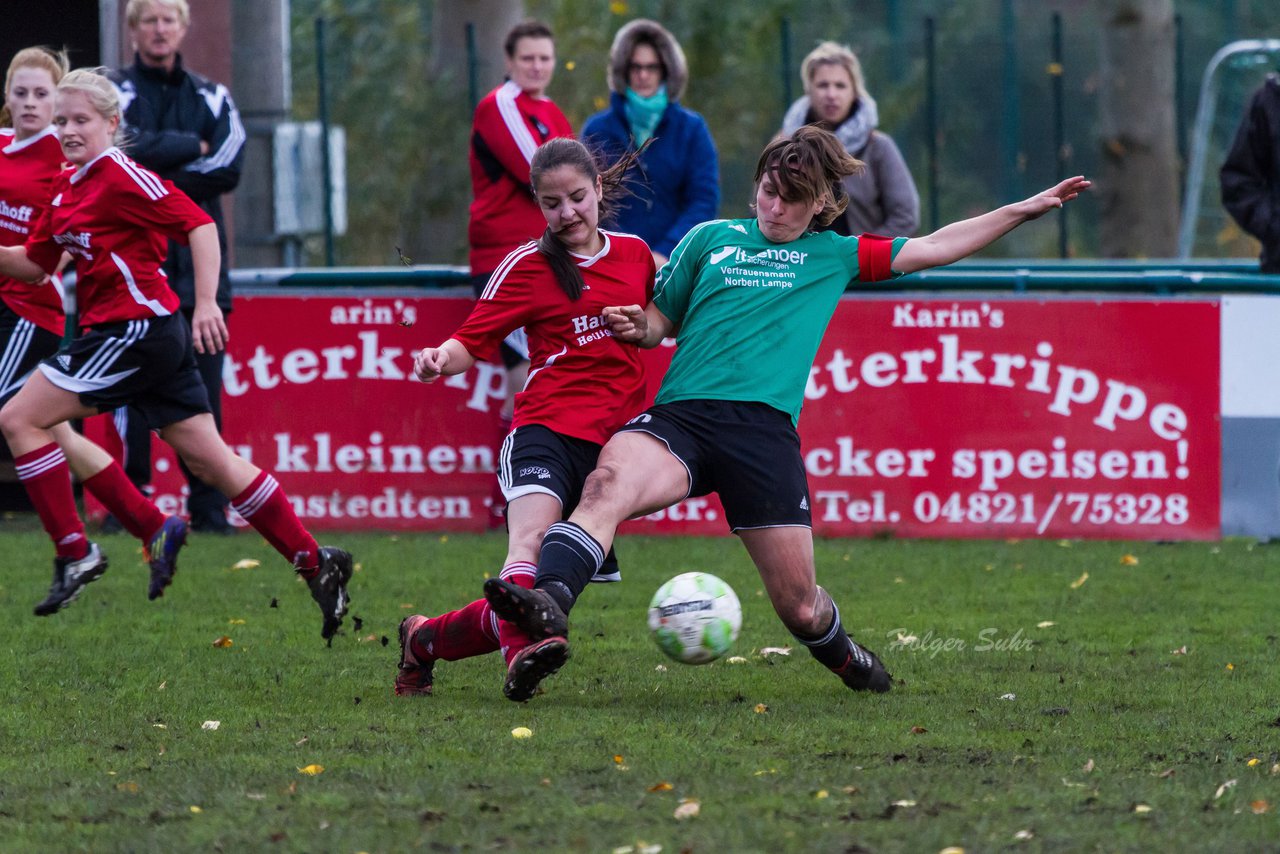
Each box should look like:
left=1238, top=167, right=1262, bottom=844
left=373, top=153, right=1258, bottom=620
left=395, top=615, right=436, bottom=697
left=34, top=543, right=109, bottom=616
left=831, top=638, right=893, bottom=693
left=144, top=515, right=188, bottom=600
left=503, top=636, right=570, bottom=702
left=299, top=546, right=353, bottom=640
left=483, top=578, right=568, bottom=640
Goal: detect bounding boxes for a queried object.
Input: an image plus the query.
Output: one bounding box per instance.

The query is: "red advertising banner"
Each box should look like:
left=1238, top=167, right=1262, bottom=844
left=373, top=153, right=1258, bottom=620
left=87, top=295, right=1221, bottom=540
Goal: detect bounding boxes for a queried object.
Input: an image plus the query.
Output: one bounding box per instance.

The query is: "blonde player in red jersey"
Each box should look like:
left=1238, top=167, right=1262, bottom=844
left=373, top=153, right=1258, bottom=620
left=396, top=137, right=654, bottom=702
left=0, top=68, right=352, bottom=640
left=2, top=48, right=198, bottom=611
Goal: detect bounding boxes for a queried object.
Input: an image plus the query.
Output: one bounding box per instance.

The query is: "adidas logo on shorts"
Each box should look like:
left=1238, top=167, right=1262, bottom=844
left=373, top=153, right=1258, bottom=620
left=56, top=354, right=71, bottom=370
left=799, top=497, right=809, bottom=511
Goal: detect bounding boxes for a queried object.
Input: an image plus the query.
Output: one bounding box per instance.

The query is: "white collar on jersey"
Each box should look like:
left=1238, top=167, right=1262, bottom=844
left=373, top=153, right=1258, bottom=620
left=1, top=124, right=58, bottom=155
left=69, top=145, right=121, bottom=183
left=569, top=231, right=612, bottom=268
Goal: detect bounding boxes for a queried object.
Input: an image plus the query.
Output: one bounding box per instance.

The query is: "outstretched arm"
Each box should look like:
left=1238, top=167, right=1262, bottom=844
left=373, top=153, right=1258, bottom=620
left=892, top=176, right=1090, bottom=275
left=603, top=303, right=675, bottom=349
left=0, top=245, right=45, bottom=284
left=414, top=338, right=476, bottom=382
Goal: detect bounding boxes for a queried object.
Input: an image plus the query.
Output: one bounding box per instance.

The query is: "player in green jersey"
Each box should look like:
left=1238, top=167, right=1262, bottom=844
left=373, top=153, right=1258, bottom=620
left=484, top=124, right=1089, bottom=698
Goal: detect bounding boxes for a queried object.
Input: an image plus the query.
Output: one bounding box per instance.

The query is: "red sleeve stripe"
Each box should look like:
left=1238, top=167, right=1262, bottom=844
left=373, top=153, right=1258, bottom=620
left=108, top=150, right=167, bottom=200
left=856, top=233, right=895, bottom=283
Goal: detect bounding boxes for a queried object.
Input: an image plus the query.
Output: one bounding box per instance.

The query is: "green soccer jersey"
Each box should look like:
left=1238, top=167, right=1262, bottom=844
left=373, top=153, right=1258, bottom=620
left=652, top=218, right=906, bottom=425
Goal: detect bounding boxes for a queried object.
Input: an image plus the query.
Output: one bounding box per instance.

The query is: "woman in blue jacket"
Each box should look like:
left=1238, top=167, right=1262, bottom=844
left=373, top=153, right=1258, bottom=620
left=582, top=19, right=719, bottom=265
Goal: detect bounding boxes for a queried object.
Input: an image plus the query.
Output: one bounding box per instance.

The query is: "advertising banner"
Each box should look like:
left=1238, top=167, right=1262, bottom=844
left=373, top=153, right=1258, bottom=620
left=87, top=294, right=1220, bottom=540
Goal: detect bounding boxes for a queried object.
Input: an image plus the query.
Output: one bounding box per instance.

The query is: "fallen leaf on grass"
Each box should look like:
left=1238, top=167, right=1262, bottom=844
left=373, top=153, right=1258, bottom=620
left=1013, top=829, right=1034, bottom=841
left=673, top=799, right=700, bottom=820
left=212, top=636, right=233, bottom=648
left=201, top=721, right=220, bottom=731
left=999, top=693, right=1017, bottom=701
left=753, top=703, right=768, bottom=714
left=1158, top=768, right=1175, bottom=779
left=158, top=681, right=166, bottom=691
left=815, top=789, right=829, bottom=799
left=1120, top=554, right=1139, bottom=566
left=910, top=726, right=927, bottom=735
left=726, top=656, right=748, bottom=664
left=940, top=848, right=965, bottom=854
left=647, top=782, right=673, bottom=792
left=116, top=781, right=139, bottom=793
left=896, top=632, right=919, bottom=644
left=1214, top=779, right=1237, bottom=799
left=654, top=664, right=667, bottom=672
left=1226, top=663, right=1235, bottom=671
left=152, top=723, right=166, bottom=729
left=1171, top=645, right=1188, bottom=655
left=1251, top=800, right=1270, bottom=814
left=298, top=764, right=324, bottom=776
left=613, top=755, right=625, bottom=764
left=231, top=559, right=260, bottom=570
left=511, top=727, right=532, bottom=739
left=891, top=799, right=917, bottom=808
left=1036, top=621, right=1055, bottom=628
left=1133, top=804, right=1153, bottom=814
left=189, top=805, right=202, bottom=814
left=246, top=793, right=266, bottom=801
left=1082, top=759, right=1095, bottom=773
left=228, top=619, right=246, bottom=626
left=759, top=647, right=791, bottom=657
left=1069, top=571, right=1089, bottom=589
left=612, top=843, right=662, bottom=854
left=295, top=736, right=308, bottom=746
left=1247, top=758, right=1262, bottom=767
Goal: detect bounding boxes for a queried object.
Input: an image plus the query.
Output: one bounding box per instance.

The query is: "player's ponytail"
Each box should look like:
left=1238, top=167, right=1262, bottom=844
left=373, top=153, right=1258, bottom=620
left=530, top=137, right=647, bottom=301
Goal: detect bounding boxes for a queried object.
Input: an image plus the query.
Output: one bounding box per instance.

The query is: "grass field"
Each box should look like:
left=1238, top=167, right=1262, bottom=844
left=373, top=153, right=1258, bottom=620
left=1, top=523, right=1278, bottom=853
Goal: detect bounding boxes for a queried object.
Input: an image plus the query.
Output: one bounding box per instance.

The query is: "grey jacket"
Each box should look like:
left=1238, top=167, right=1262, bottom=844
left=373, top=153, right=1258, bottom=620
left=781, top=96, right=919, bottom=237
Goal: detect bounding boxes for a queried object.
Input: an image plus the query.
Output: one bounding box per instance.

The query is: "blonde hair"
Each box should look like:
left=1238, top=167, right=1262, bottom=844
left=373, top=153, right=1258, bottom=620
left=2, top=47, right=69, bottom=127
left=800, top=41, right=870, bottom=105
left=58, top=68, right=125, bottom=144
left=126, top=0, right=190, bottom=29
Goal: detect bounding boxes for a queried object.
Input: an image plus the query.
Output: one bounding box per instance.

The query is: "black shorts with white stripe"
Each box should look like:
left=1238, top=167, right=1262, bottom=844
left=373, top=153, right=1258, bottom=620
left=497, top=423, right=620, bottom=581
left=617, top=399, right=813, bottom=532
left=39, top=313, right=211, bottom=429
left=0, top=303, right=62, bottom=406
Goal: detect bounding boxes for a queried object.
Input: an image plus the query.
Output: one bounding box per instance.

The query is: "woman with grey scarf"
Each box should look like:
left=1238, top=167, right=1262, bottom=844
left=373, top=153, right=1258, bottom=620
left=780, top=41, right=919, bottom=237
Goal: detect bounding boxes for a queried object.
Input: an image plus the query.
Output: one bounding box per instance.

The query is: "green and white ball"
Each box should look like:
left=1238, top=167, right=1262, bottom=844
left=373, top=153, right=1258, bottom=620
left=647, top=572, right=742, bottom=664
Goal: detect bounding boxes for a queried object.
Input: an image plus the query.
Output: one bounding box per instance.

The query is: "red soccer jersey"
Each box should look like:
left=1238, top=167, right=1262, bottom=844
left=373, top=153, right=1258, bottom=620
left=0, top=127, right=69, bottom=335
left=25, top=147, right=210, bottom=327
left=452, top=231, right=657, bottom=445
left=467, top=81, right=573, bottom=275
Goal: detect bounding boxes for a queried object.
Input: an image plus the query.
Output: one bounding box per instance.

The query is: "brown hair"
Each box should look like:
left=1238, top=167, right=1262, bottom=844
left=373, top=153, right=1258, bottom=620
left=529, top=137, right=645, bottom=300
left=504, top=20, right=554, bottom=57
left=754, top=125, right=863, bottom=228
left=2, top=47, right=69, bottom=128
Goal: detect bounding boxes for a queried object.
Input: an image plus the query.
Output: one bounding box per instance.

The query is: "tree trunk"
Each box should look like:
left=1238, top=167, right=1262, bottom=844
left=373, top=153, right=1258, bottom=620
left=432, top=0, right=526, bottom=101
left=1097, top=0, right=1180, bottom=258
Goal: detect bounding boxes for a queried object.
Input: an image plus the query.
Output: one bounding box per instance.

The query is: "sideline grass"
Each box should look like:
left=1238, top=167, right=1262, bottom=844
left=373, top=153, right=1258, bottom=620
left=0, top=525, right=1278, bottom=852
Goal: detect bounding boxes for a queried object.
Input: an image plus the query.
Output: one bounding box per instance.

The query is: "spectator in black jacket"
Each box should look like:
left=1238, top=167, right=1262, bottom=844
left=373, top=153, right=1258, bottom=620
left=1221, top=73, right=1280, bottom=273
left=108, top=0, right=245, bottom=533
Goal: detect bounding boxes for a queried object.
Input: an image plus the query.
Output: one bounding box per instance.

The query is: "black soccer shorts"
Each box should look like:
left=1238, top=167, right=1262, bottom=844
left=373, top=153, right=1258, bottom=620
left=617, top=398, right=813, bottom=532
left=0, top=303, right=62, bottom=406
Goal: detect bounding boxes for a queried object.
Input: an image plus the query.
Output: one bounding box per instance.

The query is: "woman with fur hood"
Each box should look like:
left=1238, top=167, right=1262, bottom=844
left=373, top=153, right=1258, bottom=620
left=780, top=41, right=919, bottom=237
left=581, top=19, right=719, bottom=264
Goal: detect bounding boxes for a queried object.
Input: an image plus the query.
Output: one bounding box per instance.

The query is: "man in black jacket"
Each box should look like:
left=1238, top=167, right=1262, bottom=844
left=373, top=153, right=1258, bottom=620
left=1222, top=73, right=1280, bottom=274
left=109, top=0, right=245, bottom=533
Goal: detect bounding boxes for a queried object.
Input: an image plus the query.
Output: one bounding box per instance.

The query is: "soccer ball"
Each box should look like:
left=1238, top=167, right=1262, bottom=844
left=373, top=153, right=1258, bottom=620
left=647, top=572, right=742, bottom=664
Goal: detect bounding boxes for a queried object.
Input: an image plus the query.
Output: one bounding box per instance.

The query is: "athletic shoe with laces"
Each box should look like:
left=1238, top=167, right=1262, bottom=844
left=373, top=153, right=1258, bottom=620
left=34, top=542, right=109, bottom=616
left=395, top=614, right=435, bottom=696
left=144, top=515, right=188, bottom=600
left=298, top=546, right=353, bottom=640
left=831, top=638, right=893, bottom=693
left=503, top=636, right=570, bottom=702
left=482, top=578, right=568, bottom=640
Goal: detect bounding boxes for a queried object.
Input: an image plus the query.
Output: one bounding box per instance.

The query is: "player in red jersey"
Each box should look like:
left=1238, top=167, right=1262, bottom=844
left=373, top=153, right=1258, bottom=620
left=0, top=69, right=353, bottom=640
left=469, top=20, right=575, bottom=527
left=2, top=47, right=199, bottom=610
left=396, top=137, right=654, bottom=701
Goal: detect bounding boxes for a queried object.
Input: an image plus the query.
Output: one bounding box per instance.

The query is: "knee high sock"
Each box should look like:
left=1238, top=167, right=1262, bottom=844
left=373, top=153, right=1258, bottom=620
left=82, top=461, right=165, bottom=542
left=791, top=597, right=855, bottom=670
left=496, top=561, right=536, bottom=663
left=411, top=598, right=500, bottom=662
left=15, top=444, right=88, bottom=560
left=230, top=472, right=320, bottom=573
left=534, top=521, right=604, bottom=615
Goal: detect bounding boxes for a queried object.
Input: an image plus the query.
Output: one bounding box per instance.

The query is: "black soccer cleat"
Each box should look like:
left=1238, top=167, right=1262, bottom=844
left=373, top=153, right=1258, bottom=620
left=831, top=638, right=893, bottom=693
left=298, top=547, right=353, bottom=640
left=483, top=578, right=568, bottom=640
left=34, top=543, right=109, bottom=616
left=503, top=636, right=571, bottom=702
